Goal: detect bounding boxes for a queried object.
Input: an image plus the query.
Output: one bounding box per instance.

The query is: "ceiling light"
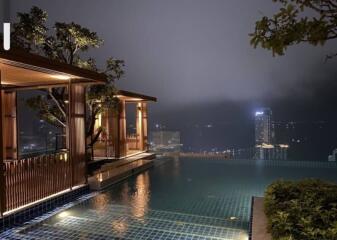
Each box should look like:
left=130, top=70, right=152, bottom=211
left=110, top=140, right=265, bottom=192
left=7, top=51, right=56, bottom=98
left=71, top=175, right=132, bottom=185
left=51, top=74, right=71, bottom=80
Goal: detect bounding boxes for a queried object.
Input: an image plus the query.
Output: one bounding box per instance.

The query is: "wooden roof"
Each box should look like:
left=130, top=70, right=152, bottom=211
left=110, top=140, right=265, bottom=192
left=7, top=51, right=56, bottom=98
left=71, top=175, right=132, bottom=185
left=117, top=90, right=157, bottom=102
left=0, top=48, right=107, bottom=89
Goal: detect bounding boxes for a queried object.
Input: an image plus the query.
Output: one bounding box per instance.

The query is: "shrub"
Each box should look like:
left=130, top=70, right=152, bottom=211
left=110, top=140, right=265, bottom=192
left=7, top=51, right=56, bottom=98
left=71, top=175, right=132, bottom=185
left=264, top=179, right=337, bottom=240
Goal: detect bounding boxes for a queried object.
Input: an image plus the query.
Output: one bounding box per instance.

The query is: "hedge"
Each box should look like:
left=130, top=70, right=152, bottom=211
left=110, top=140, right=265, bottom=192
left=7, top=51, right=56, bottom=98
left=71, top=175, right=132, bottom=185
left=264, top=179, right=337, bottom=240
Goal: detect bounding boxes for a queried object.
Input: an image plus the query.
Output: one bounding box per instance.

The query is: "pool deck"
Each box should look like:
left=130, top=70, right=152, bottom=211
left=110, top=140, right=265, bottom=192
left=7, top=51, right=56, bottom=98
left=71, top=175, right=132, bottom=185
left=251, top=197, right=272, bottom=240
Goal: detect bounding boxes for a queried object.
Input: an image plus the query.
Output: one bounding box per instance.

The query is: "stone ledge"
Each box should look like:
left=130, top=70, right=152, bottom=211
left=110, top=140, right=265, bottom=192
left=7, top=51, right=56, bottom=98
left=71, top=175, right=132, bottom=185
left=251, top=196, right=272, bottom=240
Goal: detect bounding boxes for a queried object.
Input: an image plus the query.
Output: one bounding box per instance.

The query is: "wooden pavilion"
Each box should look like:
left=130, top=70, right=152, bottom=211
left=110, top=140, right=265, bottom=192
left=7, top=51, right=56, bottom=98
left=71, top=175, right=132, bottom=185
left=0, top=48, right=107, bottom=217
left=92, top=90, right=157, bottom=160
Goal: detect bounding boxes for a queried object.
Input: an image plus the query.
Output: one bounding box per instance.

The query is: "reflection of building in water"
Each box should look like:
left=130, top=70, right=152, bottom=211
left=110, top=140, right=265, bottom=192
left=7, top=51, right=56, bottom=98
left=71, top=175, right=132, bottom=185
left=119, top=172, right=150, bottom=220
left=91, top=192, right=111, bottom=212
left=255, top=143, right=289, bottom=160
left=150, top=131, right=182, bottom=152
left=131, top=172, right=150, bottom=218
left=112, top=219, right=128, bottom=237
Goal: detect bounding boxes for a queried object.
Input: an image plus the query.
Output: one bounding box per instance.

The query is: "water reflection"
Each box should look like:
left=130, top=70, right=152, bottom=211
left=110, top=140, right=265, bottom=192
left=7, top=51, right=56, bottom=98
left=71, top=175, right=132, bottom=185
left=111, top=218, right=128, bottom=237
left=92, top=192, right=111, bottom=213
left=11, top=158, right=337, bottom=240
left=172, top=156, right=181, bottom=177
left=119, top=172, right=150, bottom=220
left=131, top=172, right=150, bottom=219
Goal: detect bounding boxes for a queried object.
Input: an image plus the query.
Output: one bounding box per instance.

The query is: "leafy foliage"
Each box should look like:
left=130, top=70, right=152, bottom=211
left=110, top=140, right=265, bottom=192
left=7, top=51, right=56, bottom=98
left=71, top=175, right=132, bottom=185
left=250, top=0, right=337, bottom=57
left=12, top=6, right=125, bottom=149
left=43, top=22, right=103, bottom=65
left=12, top=6, right=48, bottom=51
left=264, top=179, right=337, bottom=240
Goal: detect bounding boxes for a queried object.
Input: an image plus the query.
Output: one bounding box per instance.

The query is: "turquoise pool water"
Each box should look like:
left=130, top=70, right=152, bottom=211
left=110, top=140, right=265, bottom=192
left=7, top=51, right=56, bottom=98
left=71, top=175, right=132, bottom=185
left=5, top=157, right=337, bottom=240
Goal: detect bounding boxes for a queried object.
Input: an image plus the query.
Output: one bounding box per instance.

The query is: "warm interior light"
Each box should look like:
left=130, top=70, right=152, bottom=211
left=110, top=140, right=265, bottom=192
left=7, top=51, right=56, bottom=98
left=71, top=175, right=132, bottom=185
left=51, top=74, right=71, bottom=80
left=98, top=173, right=103, bottom=182
left=115, top=95, right=142, bottom=101
left=98, top=112, right=102, bottom=127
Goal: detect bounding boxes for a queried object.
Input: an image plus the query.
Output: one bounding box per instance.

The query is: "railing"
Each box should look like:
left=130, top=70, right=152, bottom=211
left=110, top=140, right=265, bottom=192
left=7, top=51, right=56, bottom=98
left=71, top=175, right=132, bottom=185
left=4, top=151, right=71, bottom=212
left=92, top=138, right=116, bottom=158
left=126, top=133, right=139, bottom=150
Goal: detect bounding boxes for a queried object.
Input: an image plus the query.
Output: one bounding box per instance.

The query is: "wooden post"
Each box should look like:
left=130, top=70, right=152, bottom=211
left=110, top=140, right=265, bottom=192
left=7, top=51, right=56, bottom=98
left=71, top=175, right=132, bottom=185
left=114, top=100, right=127, bottom=158
left=119, top=100, right=127, bottom=157
left=141, top=102, right=148, bottom=151
left=111, top=106, right=120, bottom=158
left=0, top=74, right=6, bottom=217
left=68, top=82, right=86, bottom=186
left=136, top=102, right=144, bottom=150
left=3, top=91, right=18, bottom=160
left=136, top=102, right=148, bottom=151
left=105, top=108, right=115, bottom=158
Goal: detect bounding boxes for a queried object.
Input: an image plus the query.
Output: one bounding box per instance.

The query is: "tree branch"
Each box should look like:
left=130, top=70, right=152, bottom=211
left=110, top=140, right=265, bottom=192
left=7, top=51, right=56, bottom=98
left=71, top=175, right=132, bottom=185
left=48, top=88, right=67, bottom=118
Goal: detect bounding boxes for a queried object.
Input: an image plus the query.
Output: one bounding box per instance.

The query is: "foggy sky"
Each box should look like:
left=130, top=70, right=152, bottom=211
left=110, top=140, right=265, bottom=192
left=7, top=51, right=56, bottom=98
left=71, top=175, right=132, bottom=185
left=8, top=0, right=337, bottom=134
left=9, top=0, right=337, bottom=105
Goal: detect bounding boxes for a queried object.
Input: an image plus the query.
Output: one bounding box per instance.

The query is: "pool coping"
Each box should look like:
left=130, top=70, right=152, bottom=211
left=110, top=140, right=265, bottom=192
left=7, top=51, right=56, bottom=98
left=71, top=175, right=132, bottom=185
left=250, top=196, right=272, bottom=240
left=0, top=185, right=96, bottom=233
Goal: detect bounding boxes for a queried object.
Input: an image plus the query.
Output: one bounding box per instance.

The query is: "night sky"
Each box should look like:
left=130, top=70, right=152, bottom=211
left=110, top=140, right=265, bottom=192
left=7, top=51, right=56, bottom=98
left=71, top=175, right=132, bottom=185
left=7, top=0, right=337, bottom=156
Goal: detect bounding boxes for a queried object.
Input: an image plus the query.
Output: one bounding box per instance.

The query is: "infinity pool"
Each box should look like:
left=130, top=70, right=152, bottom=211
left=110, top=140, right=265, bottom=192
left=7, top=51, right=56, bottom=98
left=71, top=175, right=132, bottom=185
left=6, top=157, right=337, bottom=240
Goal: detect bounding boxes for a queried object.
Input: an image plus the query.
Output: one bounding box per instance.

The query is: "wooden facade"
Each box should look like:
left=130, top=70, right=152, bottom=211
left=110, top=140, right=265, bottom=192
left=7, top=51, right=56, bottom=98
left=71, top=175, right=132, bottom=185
left=0, top=49, right=106, bottom=217
left=93, top=91, right=156, bottom=160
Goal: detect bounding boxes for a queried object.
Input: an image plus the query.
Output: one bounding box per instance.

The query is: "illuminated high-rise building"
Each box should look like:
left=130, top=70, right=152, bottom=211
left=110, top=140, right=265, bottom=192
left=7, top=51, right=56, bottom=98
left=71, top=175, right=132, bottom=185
left=255, top=108, right=272, bottom=145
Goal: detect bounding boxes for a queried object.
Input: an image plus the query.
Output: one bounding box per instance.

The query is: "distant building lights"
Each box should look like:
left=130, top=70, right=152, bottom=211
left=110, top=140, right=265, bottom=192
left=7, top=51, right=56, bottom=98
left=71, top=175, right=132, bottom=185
left=255, top=111, right=264, bottom=116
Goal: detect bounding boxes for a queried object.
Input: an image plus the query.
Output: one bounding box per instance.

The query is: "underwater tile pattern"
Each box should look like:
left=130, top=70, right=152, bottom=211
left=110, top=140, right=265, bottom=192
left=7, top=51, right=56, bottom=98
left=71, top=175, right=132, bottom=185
left=13, top=205, right=247, bottom=240
left=2, top=157, right=337, bottom=240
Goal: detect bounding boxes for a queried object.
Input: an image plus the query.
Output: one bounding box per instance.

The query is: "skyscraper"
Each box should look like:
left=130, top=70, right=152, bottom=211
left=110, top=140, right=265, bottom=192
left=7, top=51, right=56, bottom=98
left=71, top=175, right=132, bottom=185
left=255, top=108, right=272, bottom=145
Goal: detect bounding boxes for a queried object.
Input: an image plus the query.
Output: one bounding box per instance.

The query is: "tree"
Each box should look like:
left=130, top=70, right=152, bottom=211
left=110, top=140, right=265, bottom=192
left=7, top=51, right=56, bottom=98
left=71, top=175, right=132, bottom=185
left=14, top=6, right=124, bottom=152
left=250, top=0, right=337, bottom=58
left=12, top=6, right=48, bottom=52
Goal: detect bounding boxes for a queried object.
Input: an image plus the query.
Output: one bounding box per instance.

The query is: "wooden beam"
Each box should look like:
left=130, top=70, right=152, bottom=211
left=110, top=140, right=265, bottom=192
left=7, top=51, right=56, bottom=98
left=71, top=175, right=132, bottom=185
left=118, top=90, right=157, bottom=102
left=1, top=78, right=102, bottom=91
left=0, top=48, right=107, bottom=83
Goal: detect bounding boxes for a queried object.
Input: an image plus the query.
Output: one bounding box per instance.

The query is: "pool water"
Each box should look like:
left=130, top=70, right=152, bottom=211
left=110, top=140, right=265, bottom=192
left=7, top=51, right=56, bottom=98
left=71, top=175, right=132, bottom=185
left=5, top=157, right=337, bottom=239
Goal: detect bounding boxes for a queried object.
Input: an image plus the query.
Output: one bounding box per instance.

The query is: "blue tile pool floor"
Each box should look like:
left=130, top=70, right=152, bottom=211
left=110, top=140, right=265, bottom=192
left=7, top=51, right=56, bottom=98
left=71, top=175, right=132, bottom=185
left=2, top=157, right=337, bottom=240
